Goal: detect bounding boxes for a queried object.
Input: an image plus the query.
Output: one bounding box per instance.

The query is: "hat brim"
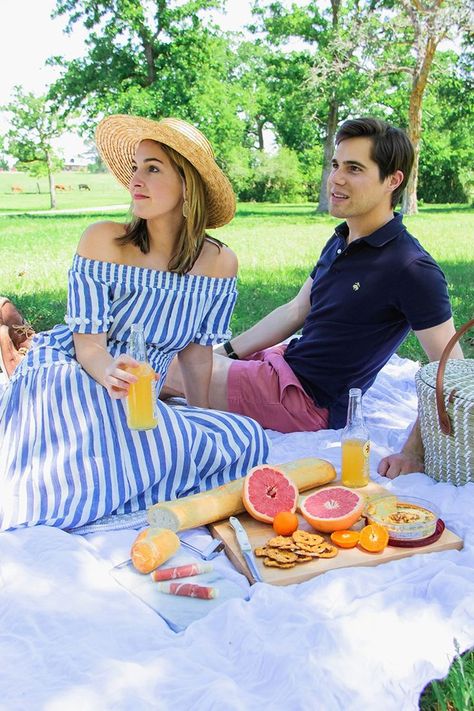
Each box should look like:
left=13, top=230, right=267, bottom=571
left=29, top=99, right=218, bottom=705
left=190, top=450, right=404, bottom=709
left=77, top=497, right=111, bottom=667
left=95, top=115, right=236, bottom=229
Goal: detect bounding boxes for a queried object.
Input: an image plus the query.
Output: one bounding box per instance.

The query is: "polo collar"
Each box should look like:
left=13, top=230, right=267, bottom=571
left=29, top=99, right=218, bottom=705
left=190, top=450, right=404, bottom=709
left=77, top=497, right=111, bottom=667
left=334, top=212, right=405, bottom=248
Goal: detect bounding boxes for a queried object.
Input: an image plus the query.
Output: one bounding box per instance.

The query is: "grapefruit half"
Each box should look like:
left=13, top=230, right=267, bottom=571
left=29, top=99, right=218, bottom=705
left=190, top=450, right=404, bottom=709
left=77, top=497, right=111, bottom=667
left=300, top=486, right=365, bottom=533
left=242, top=465, right=298, bottom=523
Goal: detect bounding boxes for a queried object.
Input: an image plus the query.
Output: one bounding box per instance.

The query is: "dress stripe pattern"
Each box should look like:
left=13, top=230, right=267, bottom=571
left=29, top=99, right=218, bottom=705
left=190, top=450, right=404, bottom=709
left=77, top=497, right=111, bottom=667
left=0, top=256, right=269, bottom=530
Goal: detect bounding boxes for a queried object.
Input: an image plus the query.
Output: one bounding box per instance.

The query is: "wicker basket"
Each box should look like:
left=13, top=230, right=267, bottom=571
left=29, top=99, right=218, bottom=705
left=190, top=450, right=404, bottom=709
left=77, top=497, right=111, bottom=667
left=415, top=319, right=474, bottom=485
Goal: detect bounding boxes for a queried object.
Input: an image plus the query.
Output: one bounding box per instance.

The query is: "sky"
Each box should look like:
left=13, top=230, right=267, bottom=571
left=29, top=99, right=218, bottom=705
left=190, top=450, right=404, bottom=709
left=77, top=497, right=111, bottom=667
left=0, top=0, right=257, bottom=161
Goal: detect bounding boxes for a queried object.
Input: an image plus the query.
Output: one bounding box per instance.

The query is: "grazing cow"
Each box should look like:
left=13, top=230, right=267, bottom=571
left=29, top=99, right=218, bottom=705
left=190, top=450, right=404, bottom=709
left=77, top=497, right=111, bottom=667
left=55, top=184, right=66, bottom=191
left=79, top=183, right=91, bottom=191
left=11, top=185, right=23, bottom=193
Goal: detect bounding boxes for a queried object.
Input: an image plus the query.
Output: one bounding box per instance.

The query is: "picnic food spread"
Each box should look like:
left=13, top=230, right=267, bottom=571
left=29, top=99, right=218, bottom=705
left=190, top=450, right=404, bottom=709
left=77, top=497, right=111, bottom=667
left=137, top=460, right=450, bottom=588
left=341, top=387, right=370, bottom=488
left=299, top=486, right=365, bottom=532
left=365, top=495, right=439, bottom=540
left=242, top=465, right=299, bottom=522
left=147, top=457, right=336, bottom=531
left=255, top=530, right=339, bottom=568
left=155, top=582, right=218, bottom=599
left=150, top=562, right=213, bottom=582
left=272, top=511, right=299, bottom=536
left=357, top=523, right=390, bottom=552
left=131, top=527, right=180, bottom=573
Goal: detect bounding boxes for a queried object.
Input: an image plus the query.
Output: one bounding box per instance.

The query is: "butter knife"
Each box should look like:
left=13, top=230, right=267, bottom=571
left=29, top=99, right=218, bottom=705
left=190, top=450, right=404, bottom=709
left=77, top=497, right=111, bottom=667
left=229, top=516, right=263, bottom=584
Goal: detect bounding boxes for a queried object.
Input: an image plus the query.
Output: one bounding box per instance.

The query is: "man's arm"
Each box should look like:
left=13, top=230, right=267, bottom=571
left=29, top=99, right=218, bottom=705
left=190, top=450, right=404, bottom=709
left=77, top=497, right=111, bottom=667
left=378, top=317, right=463, bottom=479
left=215, top=276, right=313, bottom=358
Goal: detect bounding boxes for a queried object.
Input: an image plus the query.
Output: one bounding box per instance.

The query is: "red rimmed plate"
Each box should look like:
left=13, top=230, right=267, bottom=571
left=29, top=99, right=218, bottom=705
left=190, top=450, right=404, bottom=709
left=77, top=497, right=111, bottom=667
left=388, top=519, right=445, bottom=548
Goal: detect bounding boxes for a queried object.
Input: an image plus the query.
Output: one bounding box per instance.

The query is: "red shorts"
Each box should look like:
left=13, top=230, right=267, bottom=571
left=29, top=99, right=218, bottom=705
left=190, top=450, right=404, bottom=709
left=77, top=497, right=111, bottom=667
left=227, top=344, right=329, bottom=433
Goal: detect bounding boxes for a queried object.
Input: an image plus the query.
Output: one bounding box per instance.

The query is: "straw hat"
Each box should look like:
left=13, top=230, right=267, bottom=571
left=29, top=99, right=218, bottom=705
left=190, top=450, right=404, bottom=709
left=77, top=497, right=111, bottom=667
left=95, top=115, right=236, bottom=228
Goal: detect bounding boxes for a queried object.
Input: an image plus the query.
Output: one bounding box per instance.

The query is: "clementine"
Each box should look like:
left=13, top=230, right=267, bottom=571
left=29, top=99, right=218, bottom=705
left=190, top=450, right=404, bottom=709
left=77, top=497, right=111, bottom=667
left=272, top=511, right=299, bottom=536
left=330, top=530, right=360, bottom=549
left=358, top=523, right=389, bottom=553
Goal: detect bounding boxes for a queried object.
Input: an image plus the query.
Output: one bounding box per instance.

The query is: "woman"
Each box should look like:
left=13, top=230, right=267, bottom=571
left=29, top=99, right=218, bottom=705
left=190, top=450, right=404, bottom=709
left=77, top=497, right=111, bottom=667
left=0, top=115, right=269, bottom=531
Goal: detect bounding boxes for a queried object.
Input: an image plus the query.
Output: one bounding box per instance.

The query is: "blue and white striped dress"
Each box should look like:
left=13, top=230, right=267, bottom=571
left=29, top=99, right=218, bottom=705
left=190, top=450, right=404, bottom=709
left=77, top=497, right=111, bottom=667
left=0, top=255, right=269, bottom=530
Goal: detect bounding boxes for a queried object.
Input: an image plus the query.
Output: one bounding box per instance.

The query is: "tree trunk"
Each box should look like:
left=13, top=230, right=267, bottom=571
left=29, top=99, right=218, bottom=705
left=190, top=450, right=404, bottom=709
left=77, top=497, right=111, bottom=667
left=256, top=119, right=265, bottom=151
left=317, top=98, right=339, bottom=212
left=404, top=27, right=440, bottom=214
left=142, top=39, right=156, bottom=85
left=404, top=88, right=422, bottom=214
left=317, top=0, right=341, bottom=213
left=47, top=153, right=56, bottom=209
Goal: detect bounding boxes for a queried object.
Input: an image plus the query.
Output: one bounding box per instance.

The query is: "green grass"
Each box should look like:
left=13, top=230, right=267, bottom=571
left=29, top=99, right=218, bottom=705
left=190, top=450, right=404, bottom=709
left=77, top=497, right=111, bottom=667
left=419, top=644, right=474, bottom=711
left=0, top=188, right=473, bottom=706
left=0, top=187, right=472, bottom=358
left=0, top=169, right=129, bottom=212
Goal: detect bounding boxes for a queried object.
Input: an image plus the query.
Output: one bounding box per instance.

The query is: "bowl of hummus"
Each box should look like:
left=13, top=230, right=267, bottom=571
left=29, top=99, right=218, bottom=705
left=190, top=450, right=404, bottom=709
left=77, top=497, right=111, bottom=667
left=365, top=496, right=439, bottom=541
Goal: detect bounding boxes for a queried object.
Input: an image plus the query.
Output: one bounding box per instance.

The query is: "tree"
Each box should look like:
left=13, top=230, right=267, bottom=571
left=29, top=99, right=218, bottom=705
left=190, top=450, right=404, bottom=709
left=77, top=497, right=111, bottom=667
left=252, top=0, right=387, bottom=211
left=371, top=0, right=471, bottom=213
left=1, top=88, right=70, bottom=208
left=416, top=49, right=474, bottom=203
left=48, top=0, right=247, bottom=162
left=0, top=136, right=10, bottom=170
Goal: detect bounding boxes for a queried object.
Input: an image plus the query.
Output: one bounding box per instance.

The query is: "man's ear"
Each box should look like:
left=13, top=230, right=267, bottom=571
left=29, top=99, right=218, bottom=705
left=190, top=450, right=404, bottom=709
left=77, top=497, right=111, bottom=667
left=387, top=170, right=404, bottom=193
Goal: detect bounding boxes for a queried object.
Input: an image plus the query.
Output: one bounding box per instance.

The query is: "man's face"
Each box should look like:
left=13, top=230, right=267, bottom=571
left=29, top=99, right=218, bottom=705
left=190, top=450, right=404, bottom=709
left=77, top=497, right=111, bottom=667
left=327, top=136, right=395, bottom=221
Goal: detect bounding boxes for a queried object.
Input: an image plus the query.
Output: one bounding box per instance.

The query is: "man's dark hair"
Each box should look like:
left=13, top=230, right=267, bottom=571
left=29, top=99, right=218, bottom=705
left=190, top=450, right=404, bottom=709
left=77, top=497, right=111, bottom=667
left=335, top=118, right=415, bottom=207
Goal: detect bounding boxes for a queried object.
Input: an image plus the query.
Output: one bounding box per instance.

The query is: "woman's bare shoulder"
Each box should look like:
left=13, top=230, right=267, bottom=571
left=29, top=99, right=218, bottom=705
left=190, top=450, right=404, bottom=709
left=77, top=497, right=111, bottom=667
left=195, top=239, right=238, bottom=279
left=76, top=221, right=126, bottom=261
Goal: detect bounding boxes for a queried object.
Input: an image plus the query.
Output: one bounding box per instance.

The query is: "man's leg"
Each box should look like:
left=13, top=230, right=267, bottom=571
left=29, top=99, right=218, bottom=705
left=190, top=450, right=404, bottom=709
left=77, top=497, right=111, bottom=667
left=163, top=346, right=328, bottom=433
left=161, top=353, right=233, bottom=412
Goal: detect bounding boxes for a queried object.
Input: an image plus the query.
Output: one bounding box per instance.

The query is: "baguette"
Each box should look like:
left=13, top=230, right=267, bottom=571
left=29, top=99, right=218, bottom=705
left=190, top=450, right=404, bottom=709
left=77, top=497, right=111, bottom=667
left=147, top=457, right=336, bottom=532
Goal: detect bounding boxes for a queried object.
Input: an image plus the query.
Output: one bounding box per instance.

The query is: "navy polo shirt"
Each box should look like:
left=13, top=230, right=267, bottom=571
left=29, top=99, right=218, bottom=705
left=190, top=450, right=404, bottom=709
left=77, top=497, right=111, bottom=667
left=284, top=213, right=452, bottom=429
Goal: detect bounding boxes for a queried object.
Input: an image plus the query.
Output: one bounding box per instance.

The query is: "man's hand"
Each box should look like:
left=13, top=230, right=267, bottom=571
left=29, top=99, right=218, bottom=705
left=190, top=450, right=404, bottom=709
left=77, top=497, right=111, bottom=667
left=377, top=452, right=424, bottom=479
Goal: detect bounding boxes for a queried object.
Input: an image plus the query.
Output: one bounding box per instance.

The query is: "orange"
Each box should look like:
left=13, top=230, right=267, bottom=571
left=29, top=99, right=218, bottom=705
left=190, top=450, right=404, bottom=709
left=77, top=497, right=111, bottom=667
left=358, top=523, right=389, bottom=553
left=330, top=530, right=360, bottom=549
left=272, top=511, right=299, bottom=536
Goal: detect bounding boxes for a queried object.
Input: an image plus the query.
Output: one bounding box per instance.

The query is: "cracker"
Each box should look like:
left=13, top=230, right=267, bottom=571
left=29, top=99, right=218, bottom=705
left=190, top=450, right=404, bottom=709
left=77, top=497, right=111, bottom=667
left=264, top=548, right=298, bottom=564
left=267, top=535, right=297, bottom=550
left=294, top=555, right=313, bottom=563
left=263, top=558, right=296, bottom=569
left=292, top=530, right=324, bottom=547
left=313, top=543, right=338, bottom=558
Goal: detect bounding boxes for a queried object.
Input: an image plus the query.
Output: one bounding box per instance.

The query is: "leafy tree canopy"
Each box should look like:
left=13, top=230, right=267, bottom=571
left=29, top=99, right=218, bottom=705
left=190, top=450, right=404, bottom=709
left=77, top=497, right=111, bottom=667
left=48, top=0, right=246, bottom=158
left=2, top=87, right=69, bottom=172
left=1, top=87, right=75, bottom=207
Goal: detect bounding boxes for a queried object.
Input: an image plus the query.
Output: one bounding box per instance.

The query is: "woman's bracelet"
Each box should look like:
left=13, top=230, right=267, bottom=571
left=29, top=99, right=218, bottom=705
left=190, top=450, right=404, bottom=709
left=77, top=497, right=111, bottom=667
left=223, top=341, right=240, bottom=360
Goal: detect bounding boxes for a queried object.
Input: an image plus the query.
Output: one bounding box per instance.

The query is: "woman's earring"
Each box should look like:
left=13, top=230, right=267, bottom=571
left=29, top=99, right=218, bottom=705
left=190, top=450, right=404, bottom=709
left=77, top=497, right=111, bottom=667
left=182, top=200, right=189, bottom=218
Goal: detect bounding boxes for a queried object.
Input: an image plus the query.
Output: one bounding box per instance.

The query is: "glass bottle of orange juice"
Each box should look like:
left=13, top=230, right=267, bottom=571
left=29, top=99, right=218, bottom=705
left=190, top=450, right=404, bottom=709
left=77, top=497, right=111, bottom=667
left=126, top=323, right=158, bottom=431
left=341, top=388, right=370, bottom=487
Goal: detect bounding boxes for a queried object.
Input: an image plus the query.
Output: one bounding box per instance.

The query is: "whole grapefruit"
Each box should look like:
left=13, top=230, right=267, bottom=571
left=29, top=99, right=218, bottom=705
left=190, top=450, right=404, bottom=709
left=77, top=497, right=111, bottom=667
left=242, top=465, right=298, bottom=523
left=300, top=486, right=365, bottom=533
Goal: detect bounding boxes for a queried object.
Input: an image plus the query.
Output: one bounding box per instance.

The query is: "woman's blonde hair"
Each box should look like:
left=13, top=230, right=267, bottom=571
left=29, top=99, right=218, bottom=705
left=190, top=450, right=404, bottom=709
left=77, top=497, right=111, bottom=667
left=117, top=142, right=221, bottom=274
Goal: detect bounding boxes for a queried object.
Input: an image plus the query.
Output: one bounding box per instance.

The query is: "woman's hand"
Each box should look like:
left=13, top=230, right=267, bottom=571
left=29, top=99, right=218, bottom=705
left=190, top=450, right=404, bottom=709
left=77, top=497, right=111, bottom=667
left=104, top=354, right=140, bottom=399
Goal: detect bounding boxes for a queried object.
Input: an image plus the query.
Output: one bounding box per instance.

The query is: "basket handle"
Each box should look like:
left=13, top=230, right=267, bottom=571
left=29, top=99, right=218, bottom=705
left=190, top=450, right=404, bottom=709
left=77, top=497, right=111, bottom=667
left=435, top=318, right=474, bottom=435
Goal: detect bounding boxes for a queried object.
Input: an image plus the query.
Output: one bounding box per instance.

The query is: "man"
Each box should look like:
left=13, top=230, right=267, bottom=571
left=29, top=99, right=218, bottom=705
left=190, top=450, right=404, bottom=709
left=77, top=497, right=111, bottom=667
left=164, top=117, right=462, bottom=479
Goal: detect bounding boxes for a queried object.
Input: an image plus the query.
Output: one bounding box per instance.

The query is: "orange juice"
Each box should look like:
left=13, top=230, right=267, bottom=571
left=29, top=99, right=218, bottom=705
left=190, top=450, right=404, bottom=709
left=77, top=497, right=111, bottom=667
left=126, top=363, right=158, bottom=431
left=341, top=438, right=370, bottom=487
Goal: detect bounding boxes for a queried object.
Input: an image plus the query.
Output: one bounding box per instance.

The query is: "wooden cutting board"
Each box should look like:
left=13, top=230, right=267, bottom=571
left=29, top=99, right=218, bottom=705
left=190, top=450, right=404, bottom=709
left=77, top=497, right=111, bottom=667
left=209, top=481, right=463, bottom=586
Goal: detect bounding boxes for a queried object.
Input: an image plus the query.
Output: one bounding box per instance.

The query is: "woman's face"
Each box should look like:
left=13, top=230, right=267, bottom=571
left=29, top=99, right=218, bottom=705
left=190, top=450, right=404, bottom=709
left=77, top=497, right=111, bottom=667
left=129, top=140, right=184, bottom=222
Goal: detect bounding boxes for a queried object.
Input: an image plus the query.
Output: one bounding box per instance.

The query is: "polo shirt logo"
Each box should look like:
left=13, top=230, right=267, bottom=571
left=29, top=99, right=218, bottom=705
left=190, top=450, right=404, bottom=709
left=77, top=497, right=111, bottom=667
left=352, top=282, right=360, bottom=291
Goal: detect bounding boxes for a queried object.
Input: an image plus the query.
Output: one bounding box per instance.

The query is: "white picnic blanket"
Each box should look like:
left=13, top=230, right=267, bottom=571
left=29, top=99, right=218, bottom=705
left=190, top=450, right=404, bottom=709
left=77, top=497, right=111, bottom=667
left=0, top=354, right=473, bottom=711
